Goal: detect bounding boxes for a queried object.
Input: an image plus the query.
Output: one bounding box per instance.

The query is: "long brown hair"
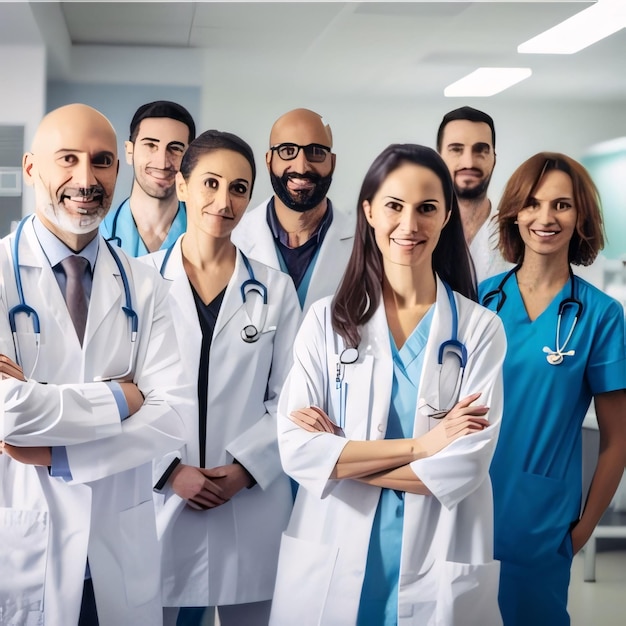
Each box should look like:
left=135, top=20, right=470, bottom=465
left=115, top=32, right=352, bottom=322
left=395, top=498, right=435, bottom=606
left=331, top=143, right=476, bottom=349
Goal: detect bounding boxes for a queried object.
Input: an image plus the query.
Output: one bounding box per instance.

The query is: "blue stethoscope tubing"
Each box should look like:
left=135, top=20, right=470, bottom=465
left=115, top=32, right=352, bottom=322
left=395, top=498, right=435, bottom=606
left=481, top=263, right=583, bottom=365
left=335, top=281, right=467, bottom=429
left=9, top=215, right=139, bottom=380
left=105, top=200, right=125, bottom=247
left=106, top=200, right=185, bottom=249
left=9, top=216, right=41, bottom=371
left=159, top=244, right=269, bottom=343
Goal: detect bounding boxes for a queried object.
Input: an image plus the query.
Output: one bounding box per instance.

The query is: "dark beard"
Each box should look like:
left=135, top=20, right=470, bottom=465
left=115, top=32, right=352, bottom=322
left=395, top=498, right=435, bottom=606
left=270, top=170, right=333, bottom=213
left=454, top=175, right=491, bottom=201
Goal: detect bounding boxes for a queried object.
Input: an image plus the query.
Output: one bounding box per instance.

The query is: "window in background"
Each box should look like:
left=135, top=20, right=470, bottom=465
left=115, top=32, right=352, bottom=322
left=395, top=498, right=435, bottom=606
left=582, top=139, right=626, bottom=305
left=0, top=125, right=24, bottom=237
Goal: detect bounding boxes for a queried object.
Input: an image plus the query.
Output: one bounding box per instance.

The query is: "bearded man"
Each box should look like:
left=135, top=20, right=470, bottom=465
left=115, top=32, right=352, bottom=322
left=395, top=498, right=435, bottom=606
left=232, top=108, right=354, bottom=312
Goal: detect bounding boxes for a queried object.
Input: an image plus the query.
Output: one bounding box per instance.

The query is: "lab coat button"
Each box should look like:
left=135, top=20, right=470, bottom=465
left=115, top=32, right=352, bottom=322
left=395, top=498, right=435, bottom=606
left=377, top=424, right=384, bottom=432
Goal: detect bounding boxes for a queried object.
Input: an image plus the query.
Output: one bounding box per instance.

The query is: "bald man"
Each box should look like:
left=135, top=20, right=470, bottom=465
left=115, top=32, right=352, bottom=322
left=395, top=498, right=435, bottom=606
left=231, top=108, right=354, bottom=312
left=0, top=104, right=190, bottom=625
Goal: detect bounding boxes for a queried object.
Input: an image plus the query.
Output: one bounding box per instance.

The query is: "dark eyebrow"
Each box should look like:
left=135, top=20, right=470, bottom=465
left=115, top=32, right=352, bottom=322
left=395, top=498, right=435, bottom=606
left=167, top=141, right=186, bottom=150
left=472, top=142, right=491, bottom=151
left=203, top=171, right=223, bottom=177
left=384, top=195, right=440, bottom=204
left=446, top=142, right=464, bottom=149
left=139, top=136, right=161, bottom=143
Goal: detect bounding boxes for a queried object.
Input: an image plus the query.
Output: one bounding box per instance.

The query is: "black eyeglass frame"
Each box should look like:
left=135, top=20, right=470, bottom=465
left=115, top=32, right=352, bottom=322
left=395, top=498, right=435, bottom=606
left=269, top=142, right=332, bottom=163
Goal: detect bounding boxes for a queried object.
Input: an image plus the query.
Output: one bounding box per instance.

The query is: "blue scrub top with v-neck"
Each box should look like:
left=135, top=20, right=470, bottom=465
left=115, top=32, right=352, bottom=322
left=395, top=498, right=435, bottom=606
left=100, top=198, right=187, bottom=257
left=357, top=306, right=434, bottom=626
left=479, top=271, right=626, bottom=626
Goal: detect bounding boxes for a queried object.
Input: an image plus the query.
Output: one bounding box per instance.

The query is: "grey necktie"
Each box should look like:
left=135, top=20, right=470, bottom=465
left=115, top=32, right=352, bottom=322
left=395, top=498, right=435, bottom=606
left=60, top=255, right=89, bottom=344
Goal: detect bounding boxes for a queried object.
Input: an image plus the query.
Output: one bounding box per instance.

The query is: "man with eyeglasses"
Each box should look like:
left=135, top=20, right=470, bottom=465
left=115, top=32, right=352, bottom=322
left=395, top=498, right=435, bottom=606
left=232, top=108, right=354, bottom=312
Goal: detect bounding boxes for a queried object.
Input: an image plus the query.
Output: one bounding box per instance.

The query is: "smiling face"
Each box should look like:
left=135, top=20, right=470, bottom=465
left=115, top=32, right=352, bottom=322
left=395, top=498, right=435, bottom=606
left=176, top=148, right=253, bottom=240
left=516, top=169, right=577, bottom=263
left=439, top=119, right=495, bottom=201
left=266, top=108, right=335, bottom=213
left=126, top=117, right=189, bottom=200
left=363, top=162, right=450, bottom=272
left=23, top=104, right=118, bottom=245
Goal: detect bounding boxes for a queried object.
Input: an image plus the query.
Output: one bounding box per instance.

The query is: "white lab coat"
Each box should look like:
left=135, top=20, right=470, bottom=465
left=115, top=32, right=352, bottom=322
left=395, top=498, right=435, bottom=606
left=0, top=218, right=190, bottom=626
left=271, top=277, right=506, bottom=626
left=230, top=197, right=354, bottom=313
left=145, top=238, right=300, bottom=607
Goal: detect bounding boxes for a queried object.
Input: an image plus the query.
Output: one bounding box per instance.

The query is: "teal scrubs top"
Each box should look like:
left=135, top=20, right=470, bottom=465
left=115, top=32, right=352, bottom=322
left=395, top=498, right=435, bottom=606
left=357, top=307, right=434, bottom=626
left=100, top=198, right=187, bottom=257
left=479, top=271, right=626, bottom=626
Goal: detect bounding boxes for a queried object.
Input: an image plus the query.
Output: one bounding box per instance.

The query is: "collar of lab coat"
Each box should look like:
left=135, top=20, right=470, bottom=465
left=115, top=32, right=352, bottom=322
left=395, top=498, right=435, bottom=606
left=158, top=235, right=259, bottom=343
left=18, top=216, right=124, bottom=348
left=231, top=197, right=354, bottom=268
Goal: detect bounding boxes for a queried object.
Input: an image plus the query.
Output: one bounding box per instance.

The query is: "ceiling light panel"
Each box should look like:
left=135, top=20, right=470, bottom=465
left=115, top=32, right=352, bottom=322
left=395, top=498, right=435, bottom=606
left=444, top=67, right=532, bottom=97
left=518, top=0, right=626, bottom=54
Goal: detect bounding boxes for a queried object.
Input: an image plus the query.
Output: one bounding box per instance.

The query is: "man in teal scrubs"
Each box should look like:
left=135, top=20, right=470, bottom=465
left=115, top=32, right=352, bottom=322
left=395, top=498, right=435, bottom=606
left=100, top=100, right=195, bottom=256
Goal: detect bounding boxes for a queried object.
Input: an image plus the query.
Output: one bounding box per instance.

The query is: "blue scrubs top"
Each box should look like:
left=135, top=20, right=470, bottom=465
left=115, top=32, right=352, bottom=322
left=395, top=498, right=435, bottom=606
left=100, top=198, right=187, bottom=257
left=357, top=307, right=434, bottom=626
left=479, top=271, right=626, bottom=626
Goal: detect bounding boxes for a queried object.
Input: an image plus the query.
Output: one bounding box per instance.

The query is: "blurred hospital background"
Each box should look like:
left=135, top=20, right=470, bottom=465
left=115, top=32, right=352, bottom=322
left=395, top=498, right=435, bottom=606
left=0, top=2, right=625, bottom=624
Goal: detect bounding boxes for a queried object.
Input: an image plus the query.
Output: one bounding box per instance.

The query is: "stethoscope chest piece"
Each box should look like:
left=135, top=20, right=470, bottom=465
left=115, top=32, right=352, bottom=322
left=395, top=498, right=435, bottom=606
left=340, top=347, right=359, bottom=364
left=546, top=352, right=564, bottom=365
left=241, top=324, right=261, bottom=343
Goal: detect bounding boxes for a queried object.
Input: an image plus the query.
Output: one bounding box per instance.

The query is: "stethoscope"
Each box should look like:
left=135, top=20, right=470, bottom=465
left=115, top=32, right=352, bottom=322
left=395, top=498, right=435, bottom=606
left=105, top=200, right=126, bottom=247
left=481, top=264, right=583, bottom=365
left=106, top=199, right=184, bottom=248
left=9, top=215, right=139, bottom=381
left=334, top=282, right=468, bottom=428
left=160, top=244, right=271, bottom=343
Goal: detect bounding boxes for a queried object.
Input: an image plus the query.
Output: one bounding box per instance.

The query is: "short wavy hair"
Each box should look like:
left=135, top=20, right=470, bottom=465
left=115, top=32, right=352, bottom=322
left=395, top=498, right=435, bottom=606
left=497, top=152, right=605, bottom=266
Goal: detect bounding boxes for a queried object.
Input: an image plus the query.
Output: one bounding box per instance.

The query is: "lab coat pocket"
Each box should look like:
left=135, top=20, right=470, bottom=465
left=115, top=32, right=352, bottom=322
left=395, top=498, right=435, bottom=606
left=400, top=560, right=501, bottom=626
left=0, top=507, right=48, bottom=625
left=118, top=499, right=160, bottom=607
left=435, top=560, right=501, bottom=626
left=270, top=532, right=339, bottom=626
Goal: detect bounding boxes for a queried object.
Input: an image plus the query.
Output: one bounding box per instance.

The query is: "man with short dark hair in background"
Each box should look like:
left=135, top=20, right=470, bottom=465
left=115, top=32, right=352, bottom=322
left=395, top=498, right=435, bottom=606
left=437, top=106, right=510, bottom=281
left=100, top=100, right=196, bottom=255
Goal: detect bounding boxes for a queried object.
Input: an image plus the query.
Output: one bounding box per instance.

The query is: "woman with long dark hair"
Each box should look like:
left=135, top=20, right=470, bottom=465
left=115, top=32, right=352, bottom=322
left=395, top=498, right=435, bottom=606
left=479, top=152, right=626, bottom=626
left=271, top=144, right=506, bottom=626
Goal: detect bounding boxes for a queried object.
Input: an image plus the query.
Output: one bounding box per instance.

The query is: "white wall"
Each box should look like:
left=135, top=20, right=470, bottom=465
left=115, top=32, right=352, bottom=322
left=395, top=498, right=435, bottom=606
left=0, top=44, right=46, bottom=217
left=200, top=90, right=626, bottom=221
left=47, top=81, right=202, bottom=211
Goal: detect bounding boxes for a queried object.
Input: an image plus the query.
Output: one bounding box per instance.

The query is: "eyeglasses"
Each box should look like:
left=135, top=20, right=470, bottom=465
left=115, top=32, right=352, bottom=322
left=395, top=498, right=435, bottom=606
left=269, top=143, right=331, bottom=163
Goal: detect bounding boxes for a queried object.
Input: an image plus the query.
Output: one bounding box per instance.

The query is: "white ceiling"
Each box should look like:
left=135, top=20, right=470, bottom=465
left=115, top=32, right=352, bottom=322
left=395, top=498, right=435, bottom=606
left=2, top=1, right=626, bottom=101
